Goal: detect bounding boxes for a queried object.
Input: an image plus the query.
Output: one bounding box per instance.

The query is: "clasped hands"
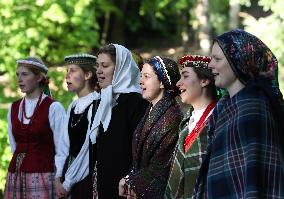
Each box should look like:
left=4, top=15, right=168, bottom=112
left=118, top=177, right=137, bottom=199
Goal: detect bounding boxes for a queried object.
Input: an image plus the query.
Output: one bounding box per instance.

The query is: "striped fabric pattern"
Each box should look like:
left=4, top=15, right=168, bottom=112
left=164, top=107, right=209, bottom=199
left=4, top=154, right=57, bottom=199
left=193, top=88, right=284, bottom=198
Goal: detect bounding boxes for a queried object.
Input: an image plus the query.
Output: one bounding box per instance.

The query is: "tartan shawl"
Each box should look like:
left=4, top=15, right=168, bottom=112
left=127, top=95, right=183, bottom=198
left=193, top=87, right=284, bottom=198
left=164, top=106, right=210, bottom=199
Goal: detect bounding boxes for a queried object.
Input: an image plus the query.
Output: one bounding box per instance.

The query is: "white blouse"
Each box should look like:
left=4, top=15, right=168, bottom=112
left=55, top=91, right=100, bottom=192
left=188, top=106, right=214, bottom=135
left=7, top=93, right=66, bottom=156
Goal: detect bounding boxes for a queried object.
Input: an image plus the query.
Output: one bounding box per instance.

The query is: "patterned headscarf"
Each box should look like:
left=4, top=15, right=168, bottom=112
left=215, top=29, right=284, bottom=139
left=215, top=29, right=279, bottom=90
left=148, top=56, right=180, bottom=97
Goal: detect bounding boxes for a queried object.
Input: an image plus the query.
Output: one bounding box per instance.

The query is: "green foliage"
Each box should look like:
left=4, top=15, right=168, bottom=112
left=125, top=0, right=198, bottom=47
left=95, top=0, right=119, bottom=15
left=209, top=0, right=230, bottom=35
left=138, top=0, right=180, bottom=32
left=139, top=0, right=197, bottom=28
left=0, top=0, right=100, bottom=81
left=0, top=109, right=10, bottom=194
left=48, top=68, right=74, bottom=109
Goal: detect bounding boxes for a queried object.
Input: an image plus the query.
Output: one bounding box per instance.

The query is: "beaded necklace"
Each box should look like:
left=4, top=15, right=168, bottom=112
left=21, top=92, right=43, bottom=129
left=183, top=100, right=216, bottom=153
left=70, top=93, right=96, bottom=128
left=70, top=112, right=85, bottom=128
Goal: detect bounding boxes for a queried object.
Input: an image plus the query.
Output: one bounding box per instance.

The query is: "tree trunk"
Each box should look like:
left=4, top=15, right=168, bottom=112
left=109, top=0, right=128, bottom=44
left=100, top=12, right=111, bottom=46
left=229, top=0, right=240, bottom=29
left=180, top=9, right=190, bottom=54
left=195, top=0, right=210, bottom=55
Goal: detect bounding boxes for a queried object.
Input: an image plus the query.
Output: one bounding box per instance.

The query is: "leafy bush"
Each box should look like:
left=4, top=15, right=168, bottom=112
left=0, top=109, right=10, bottom=195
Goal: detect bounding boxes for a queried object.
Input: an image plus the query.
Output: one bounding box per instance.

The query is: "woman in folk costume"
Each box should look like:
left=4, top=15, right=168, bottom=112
left=54, top=54, right=99, bottom=198
left=118, top=56, right=183, bottom=198
left=4, top=57, right=66, bottom=199
left=164, top=55, right=218, bottom=199
left=90, top=44, right=148, bottom=199
left=193, top=29, right=284, bottom=198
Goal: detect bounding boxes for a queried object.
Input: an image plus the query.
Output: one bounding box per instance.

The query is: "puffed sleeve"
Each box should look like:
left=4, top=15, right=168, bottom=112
left=7, top=104, right=16, bottom=153
left=62, top=103, right=96, bottom=191
left=54, top=102, right=73, bottom=178
left=49, top=102, right=66, bottom=154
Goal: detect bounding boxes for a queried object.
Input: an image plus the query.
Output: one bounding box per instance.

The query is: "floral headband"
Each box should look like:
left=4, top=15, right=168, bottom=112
left=179, top=55, right=211, bottom=68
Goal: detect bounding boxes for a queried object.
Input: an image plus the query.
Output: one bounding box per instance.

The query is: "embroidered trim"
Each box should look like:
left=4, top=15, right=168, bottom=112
left=17, top=60, right=48, bottom=72
left=150, top=56, right=172, bottom=89
left=64, top=53, right=97, bottom=64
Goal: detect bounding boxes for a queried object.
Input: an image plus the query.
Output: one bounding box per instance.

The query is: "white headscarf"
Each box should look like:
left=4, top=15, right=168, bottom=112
left=90, top=44, right=141, bottom=143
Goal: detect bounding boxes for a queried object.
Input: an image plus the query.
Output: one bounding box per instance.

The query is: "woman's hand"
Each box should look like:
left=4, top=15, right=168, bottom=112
left=118, top=178, right=128, bottom=197
left=118, top=177, right=137, bottom=199
left=127, top=188, right=137, bottom=199
left=55, top=177, right=67, bottom=198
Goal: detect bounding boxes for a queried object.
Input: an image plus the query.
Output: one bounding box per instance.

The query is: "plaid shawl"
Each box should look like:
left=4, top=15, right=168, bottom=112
left=193, top=87, right=284, bottom=198
left=164, top=106, right=209, bottom=199
left=127, top=95, right=183, bottom=198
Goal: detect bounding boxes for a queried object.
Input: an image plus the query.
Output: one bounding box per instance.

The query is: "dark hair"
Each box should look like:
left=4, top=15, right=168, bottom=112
left=78, top=64, right=99, bottom=91
left=193, top=67, right=218, bottom=100
left=132, top=51, right=144, bottom=71
left=97, top=44, right=116, bottom=64
left=146, top=56, right=181, bottom=97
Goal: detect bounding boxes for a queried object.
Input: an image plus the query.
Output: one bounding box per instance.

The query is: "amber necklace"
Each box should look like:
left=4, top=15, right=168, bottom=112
left=21, top=92, right=43, bottom=129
